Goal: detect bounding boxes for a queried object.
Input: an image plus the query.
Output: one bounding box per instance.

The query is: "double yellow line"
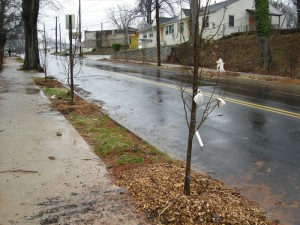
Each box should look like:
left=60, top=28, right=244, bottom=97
left=223, top=97, right=300, bottom=119
left=112, top=71, right=300, bottom=119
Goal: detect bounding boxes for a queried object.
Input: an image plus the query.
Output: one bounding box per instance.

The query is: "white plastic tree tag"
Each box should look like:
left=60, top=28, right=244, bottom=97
left=195, top=130, right=204, bottom=147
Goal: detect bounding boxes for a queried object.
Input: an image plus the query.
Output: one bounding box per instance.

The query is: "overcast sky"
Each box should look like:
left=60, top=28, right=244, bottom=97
left=39, top=0, right=222, bottom=41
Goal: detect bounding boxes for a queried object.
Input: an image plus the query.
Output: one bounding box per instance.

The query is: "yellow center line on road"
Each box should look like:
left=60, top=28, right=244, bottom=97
left=114, top=71, right=300, bottom=119
left=225, top=98, right=300, bottom=118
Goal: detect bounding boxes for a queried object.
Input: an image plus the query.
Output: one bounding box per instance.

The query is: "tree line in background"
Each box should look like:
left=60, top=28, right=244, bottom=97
left=0, top=0, right=61, bottom=70
left=270, top=0, right=299, bottom=28
left=0, top=0, right=23, bottom=68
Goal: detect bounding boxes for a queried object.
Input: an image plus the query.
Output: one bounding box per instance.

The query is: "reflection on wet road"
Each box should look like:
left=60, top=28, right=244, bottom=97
left=48, top=56, right=300, bottom=225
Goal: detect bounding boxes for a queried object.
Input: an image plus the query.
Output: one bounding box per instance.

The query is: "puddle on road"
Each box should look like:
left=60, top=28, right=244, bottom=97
left=26, top=87, right=40, bottom=95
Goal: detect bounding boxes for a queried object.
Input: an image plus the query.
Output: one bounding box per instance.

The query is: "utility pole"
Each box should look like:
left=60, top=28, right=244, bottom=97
left=55, top=16, right=58, bottom=53
left=59, top=23, right=62, bottom=52
left=69, top=15, right=74, bottom=104
left=155, top=0, right=161, bottom=66
left=78, top=0, right=82, bottom=56
left=189, top=0, right=198, bottom=46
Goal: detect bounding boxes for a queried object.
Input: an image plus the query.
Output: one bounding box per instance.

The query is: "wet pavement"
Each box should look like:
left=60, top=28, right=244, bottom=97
left=0, top=58, right=142, bottom=224
left=47, top=55, right=300, bottom=225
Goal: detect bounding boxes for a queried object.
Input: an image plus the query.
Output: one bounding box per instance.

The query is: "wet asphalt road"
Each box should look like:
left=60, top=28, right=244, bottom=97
left=48, top=56, right=300, bottom=224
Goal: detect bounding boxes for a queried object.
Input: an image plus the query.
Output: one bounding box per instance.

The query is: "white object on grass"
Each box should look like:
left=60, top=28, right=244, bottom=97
left=50, top=95, right=56, bottom=100
left=193, top=89, right=204, bottom=106
left=216, top=58, right=225, bottom=72
left=195, top=130, right=204, bottom=147
left=216, top=98, right=226, bottom=108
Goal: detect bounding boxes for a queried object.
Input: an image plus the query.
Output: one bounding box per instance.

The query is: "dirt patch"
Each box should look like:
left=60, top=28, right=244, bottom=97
left=34, top=78, right=277, bottom=225
left=33, top=78, right=64, bottom=88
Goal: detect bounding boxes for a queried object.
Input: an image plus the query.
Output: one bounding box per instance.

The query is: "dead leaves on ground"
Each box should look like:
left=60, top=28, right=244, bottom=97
left=117, top=163, right=271, bottom=225
left=52, top=96, right=101, bottom=116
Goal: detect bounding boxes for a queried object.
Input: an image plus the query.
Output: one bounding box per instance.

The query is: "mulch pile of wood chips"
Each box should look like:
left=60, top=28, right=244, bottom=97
left=117, top=163, right=271, bottom=225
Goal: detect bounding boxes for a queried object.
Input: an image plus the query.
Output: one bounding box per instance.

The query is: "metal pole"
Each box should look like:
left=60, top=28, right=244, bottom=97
left=69, top=15, right=74, bottom=104
left=79, top=0, right=82, bottom=56
left=59, top=23, right=62, bottom=52
left=55, top=16, right=58, bottom=53
left=155, top=0, right=161, bottom=66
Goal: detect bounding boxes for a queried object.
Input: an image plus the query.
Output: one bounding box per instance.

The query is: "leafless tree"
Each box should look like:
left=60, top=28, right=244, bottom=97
left=40, top=0, right=62, bottom=15
left=39, top=24, right=50, bottom=81
left=270, top=0, right=297, bottom=28
left=60, top=31, right=82, bottom=104
left=0, top=0, right=22, bottom=67
left=135, top=0, right=175, bottom=25
left=21, top=0, right=42, bottom=70
left=291, top=0, right=300, bottom=27
left=21, top=0, right=62, bottom=71
left=137, top=0, right=153, bottom=24
left=106, top=4, right=140, bottom=29
left=177, top=0, right=227, bottom=195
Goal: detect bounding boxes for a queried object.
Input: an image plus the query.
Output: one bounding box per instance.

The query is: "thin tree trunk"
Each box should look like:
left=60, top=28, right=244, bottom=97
left=22, top=0, right=41, bottom=70
left=184, top=0, right=200, bottom=196
left=258, top=36, right=272, bottom=69
left=183, top=89, right=197, bottom=195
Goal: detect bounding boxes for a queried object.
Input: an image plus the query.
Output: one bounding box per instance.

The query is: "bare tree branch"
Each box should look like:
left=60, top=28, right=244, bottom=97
left=106, top=4, right=140, bottom=29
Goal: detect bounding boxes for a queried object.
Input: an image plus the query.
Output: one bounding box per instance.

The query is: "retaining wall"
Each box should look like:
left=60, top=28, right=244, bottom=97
left=111, top=46, right=172, bottom=63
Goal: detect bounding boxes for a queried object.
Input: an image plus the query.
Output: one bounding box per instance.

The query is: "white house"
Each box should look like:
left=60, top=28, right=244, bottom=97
left=138, top=0, right=286, bottom=47
left=199, top=0, right=286, bottom=39
left=138, top=9, right=191, bottom=48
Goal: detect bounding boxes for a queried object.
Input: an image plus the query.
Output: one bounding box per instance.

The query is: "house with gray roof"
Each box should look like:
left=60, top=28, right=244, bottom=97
left=138, top=17, right=180, bottom=48
left=199, top=0, right=286, bottom=39
left=138, top=0, right=286, bottom=47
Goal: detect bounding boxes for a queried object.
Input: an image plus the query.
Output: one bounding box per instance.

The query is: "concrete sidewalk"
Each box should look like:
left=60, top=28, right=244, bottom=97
left=0, top=58, right=141, bottom=224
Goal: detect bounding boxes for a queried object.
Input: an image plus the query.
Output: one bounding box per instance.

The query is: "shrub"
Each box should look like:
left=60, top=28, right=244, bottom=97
left=112, top=43, right=121, bottom=51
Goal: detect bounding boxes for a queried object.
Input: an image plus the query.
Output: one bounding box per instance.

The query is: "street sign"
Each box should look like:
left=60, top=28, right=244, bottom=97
left=65, top=15, right=75, bottom=29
